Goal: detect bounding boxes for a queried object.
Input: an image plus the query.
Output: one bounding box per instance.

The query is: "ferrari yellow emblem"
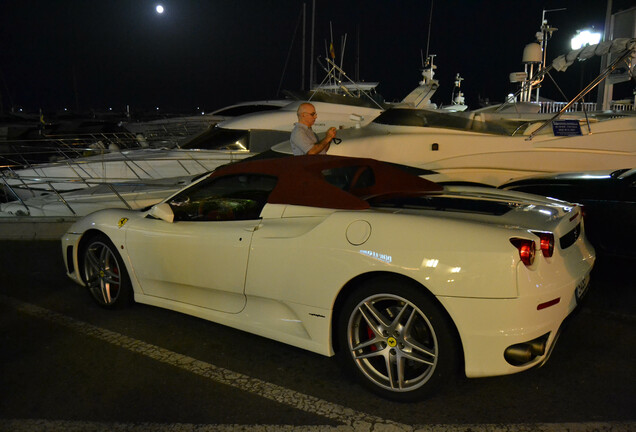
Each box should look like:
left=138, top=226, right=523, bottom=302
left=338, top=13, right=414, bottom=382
left=118, top=217, right=129, bottom=228
left=387, top=337, right=397, bottom=347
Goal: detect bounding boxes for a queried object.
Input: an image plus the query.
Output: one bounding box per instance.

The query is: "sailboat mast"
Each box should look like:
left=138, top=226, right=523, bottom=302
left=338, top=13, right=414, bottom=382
left=309, top=0, right=316, bottom=90
left=301, top=3, right=306, bottom=90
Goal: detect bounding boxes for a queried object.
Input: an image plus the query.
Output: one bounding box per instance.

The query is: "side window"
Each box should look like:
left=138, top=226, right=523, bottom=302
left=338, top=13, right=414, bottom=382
left=322, top=165, right=375, bottom=193
left=168, top=174, right=277, bottom=222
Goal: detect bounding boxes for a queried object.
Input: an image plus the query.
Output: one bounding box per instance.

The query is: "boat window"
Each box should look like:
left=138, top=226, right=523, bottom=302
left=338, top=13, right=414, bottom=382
left=180, top=127, right=250, bottom=151
left=168, top=174, right=278, bottom=222
left=322, top=165, right=375, bottom=193
left=212, top=104, right=283, bottom=117
left=372, top=108, right=524, bottom=136
left=373, top=108, right=473, bottom=128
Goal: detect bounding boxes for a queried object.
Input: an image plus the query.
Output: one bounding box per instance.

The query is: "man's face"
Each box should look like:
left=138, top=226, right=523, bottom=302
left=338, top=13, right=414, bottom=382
left=299, top=104, right=317, bottom=127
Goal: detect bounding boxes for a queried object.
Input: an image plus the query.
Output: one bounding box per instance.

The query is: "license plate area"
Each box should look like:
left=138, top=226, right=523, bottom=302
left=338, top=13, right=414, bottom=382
left=575, top=273, right=591, bottom=303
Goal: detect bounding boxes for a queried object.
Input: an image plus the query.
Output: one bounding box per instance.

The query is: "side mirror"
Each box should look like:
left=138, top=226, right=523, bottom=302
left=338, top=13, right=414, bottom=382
left=148, top=202, right=174, bottom=223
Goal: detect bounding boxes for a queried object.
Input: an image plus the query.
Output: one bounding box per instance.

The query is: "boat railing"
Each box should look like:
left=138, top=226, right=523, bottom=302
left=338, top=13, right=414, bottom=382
left=609, top=102, right=635, bottom=111
left=0, top=131, right=186, bottom=167
left=525, top=46, right=636, bottom=141
left=0, top=148, right=246, bottom=200
left=135, top=120, right=213, bottom=141
left=34, top=131, right=141, bottom=150
left=538, top=101, right=634, bottom=113
left=538, top=101, right=598, bottom=113
left=0, top=174, right=191, bottom=217
left=0, top=132, right=147, bottom=166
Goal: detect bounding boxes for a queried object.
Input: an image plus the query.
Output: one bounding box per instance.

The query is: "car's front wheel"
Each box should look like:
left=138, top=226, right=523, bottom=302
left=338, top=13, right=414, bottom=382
left=337, top=277, right=459, bottom=401
left=81, top=233, right=132, bottom=308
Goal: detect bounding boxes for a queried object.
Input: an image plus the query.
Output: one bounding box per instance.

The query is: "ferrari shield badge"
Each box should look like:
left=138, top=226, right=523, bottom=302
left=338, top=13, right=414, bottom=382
left=117, top=217, right=129, bottom=228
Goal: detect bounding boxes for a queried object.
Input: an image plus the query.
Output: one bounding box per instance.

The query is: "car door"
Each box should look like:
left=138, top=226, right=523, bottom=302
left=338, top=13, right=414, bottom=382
left=125, top=173, right=277, bottom=313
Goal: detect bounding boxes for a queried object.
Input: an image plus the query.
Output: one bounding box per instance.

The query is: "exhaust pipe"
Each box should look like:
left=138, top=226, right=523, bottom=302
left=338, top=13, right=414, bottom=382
left=504, top=333, right=550, bottom=366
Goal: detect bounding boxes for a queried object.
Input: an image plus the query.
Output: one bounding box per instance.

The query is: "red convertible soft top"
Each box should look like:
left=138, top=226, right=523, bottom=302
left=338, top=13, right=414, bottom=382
left=209, top=155, right=443, bottom=210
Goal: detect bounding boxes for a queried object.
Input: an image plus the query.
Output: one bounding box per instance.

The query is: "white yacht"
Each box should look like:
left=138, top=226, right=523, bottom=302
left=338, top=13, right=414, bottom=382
left=273, top=38, right=636, bottom=186
left=1, top=60, right=443, bottom=200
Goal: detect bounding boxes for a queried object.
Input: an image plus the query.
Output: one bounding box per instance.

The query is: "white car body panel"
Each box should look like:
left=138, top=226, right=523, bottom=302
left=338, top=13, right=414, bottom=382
left=124, top=217, right=257, bottom=314
left=61, top=157, right=595, bottom=380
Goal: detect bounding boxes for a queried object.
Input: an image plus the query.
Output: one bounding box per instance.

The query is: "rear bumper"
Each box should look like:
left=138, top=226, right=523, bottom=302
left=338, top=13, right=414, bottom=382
left=438, top=262, right=593, bottom=378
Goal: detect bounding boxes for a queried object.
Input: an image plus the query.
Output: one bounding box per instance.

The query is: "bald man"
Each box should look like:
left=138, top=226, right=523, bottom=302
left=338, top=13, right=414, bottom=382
left=290, top=103, right=337, bottom=155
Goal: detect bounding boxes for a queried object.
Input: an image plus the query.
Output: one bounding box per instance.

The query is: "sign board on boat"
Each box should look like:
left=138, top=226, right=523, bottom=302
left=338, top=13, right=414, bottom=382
left=552, top=120, right=582, bottom=136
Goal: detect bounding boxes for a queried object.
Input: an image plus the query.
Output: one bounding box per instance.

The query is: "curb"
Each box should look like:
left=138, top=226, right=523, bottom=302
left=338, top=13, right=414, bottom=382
left=0, top=217, right=80, bottom=241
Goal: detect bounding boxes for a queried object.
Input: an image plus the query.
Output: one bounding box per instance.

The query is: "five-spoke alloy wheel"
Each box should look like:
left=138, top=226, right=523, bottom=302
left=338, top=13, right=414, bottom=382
left=81, top=234, right=132, bottom=308
left=338, top=277, right=458, bottom=401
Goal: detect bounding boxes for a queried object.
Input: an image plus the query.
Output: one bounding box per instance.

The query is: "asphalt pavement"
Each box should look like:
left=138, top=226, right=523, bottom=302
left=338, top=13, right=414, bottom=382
left=0, top=234, right=634, bottom=431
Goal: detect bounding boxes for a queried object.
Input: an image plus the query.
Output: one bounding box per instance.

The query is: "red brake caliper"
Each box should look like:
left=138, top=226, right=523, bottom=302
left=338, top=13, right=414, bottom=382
left=367, top=325, right=377, bottom=352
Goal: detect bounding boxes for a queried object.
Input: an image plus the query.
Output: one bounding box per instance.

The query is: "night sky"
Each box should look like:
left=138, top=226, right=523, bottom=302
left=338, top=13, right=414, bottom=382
left=0, top=0, right=628, bottom=115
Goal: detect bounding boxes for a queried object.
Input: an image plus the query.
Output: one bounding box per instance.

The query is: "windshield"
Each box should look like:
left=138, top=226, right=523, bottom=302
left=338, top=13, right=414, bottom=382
left=373, top=108, right=528, bottom=136
left=168, top=174, right=278, bottom=221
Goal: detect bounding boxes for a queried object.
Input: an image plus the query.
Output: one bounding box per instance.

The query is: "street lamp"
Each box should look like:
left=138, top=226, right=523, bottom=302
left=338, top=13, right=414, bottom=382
left=570, top=29, right=602, bottom=105
left=571, top=29, right=601, bottom=50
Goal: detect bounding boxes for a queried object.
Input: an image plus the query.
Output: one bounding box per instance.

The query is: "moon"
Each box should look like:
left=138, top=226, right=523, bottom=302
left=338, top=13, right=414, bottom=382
left=156, top=4, right=164, bottom=14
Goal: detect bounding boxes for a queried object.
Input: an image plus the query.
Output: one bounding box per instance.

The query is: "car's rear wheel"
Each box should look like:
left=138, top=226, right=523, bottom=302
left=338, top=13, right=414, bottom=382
left=337, top=277, right=458, bottom=401
left=81, top=234, right=132, bottom=308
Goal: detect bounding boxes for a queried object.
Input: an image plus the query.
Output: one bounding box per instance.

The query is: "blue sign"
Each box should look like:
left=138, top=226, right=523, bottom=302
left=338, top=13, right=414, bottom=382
left=552, top=120, right=582, bottom=136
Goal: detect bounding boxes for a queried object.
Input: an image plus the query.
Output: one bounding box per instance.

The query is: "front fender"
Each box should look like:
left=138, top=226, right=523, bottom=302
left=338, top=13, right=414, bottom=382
left=63, top=208, right=142, bottom=286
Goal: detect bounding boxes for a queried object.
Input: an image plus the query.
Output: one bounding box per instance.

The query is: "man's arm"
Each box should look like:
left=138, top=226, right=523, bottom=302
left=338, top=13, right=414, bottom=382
left=307, top=127, right=337, bottom=155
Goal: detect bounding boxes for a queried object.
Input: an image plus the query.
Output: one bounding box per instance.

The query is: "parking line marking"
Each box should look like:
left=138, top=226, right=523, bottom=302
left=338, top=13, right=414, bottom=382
left=0, top=420, right=352, bottom=431
left=3, top=295, right=634, bottom=432
left=0, top=295, right=409, bottom=431
left=1, top=419, right=635, bottom=432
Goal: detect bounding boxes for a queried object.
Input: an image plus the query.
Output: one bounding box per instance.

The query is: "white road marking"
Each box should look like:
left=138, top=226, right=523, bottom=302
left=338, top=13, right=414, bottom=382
left=0, top=421, right=352, bottom=431
left=1, top=295, right=634, bottom=432
left=1, top=420, right=635, bottom=432
left=1, top=294, right=408, bottom=431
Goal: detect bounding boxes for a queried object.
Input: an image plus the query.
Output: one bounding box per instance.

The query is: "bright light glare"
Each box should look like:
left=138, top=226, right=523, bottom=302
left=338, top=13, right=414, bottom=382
left=156, top=4, right=164, bottom=14
left=424, top=259, right=439, bottom=268
left=571, top=30, right=601, bottom=50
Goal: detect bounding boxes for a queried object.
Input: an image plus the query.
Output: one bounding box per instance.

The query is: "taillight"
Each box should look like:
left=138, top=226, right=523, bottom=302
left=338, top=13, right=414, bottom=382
left=537, top=233, right=554, bottom=257
left=510, top=238, right=536, bottom=266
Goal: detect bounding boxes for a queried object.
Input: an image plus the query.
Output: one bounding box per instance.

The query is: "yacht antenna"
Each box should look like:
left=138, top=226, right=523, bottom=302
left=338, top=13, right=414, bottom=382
left=534, top=8, right=565, bottom=101
left=425, top=0, right=434, bottom=59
